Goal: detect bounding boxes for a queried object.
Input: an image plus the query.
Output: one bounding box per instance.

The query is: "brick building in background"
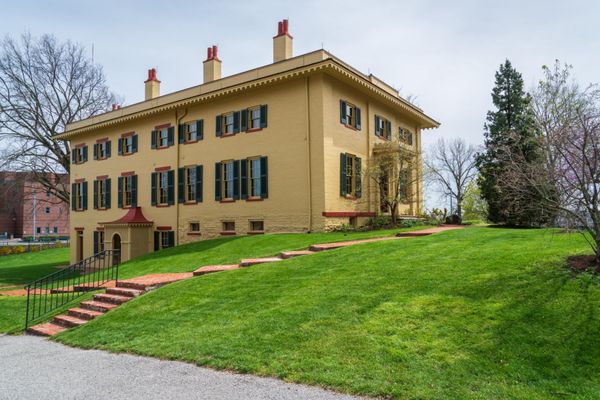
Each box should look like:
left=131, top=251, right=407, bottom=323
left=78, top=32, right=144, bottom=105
left=0, top=172, right=69, bottom=238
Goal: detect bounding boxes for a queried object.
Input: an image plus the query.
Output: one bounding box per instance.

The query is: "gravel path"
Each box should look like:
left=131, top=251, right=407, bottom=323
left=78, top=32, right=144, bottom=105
left=0, top=335, right=364, bottom=400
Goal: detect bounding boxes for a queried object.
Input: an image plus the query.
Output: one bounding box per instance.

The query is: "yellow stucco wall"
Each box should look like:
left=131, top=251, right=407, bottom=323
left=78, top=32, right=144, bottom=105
left=68, top=68, right=429, bottom=264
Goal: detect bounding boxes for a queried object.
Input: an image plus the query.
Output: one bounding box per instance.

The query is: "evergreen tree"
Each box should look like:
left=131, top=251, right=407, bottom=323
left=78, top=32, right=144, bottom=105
left=476, top=60, right=552, bottom=226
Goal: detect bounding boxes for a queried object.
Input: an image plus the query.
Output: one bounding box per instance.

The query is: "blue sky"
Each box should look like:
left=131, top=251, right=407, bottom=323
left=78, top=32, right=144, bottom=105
left=2, top=0, right=599, bottom=207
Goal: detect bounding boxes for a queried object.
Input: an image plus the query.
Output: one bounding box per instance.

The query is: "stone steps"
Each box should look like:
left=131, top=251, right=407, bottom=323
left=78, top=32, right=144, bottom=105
left=279, top=250, right=316, bottom=259
left=240, top=257, right=283, bottom=267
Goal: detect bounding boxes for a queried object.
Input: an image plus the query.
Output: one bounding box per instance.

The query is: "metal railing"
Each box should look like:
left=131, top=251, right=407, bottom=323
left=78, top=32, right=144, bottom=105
left=24, top=249, right=120, bottom=329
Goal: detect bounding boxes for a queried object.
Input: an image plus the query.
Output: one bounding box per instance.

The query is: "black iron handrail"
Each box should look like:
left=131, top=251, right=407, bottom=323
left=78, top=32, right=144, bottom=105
left=24, top=249, right=120, bottom=329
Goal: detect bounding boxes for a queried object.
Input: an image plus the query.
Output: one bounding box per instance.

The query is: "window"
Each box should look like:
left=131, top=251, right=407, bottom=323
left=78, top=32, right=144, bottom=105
left=158, top=128, right=169, bottom=148
left=154, top=231, right=175, bottom=251
left=123, top=176, right=133, bottom=207
left=94, top=141, right=111, bottom=160
left=375, top=116, right=392, bottom=140
left=249, top=220, right=264, bottom=232
left=158, top=171, right=169, bottom=205
left=53, top=227, right=58, bottom=234
left=94, top=178, right=111, bottom=210
left=178, top=166, right=203, bottom=204
left=72, top=146, right=88, bottom=164
left=151, top=170, right=174, bottom=206
left=189, top=222, right=200, bottom=233
left=249, top=106, right=261, bottom=129
left=118, top=175, right=137, bottom=208
left=36, top=227, right=41, bottom=234
left=45, top=207, right=51, bottom=214
left=340, top=153, right=362, bottom=198
left=222, top=221, right=235, bottom=232
left=340, top=100, right=361, bottom=130
left=223, top=161, right=235, bottom=199
left=186, top=167, right=196, bottom=202
left=93, top=230, right=105, bottom=254
left=399, top=169, right=410, bottom=203
left=151, top=127, right=174, bottom=149
left=179, top=120, right=203, bottom=143
left=380, top=171, right=389, bottom=213
left=224, top=113, right=235, bottom=135
left=249, top=158, right=261, bottom=198
left=44, top=227, right=50, bottom=234
left=399, top=128, right=414, bottom=146
left=45, top=191, right=50, bottom=198
left=119, top=134, right=137, bottom=155
left=71, top=181, right=88, bottom=211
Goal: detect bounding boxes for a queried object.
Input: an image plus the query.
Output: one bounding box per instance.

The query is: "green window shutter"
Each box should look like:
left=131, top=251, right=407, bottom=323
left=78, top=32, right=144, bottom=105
left=240, top=159, right=248, bottom=200
left=132, top=135, right=138, bottom=153
left=355, top=107, right=362, bottom=130
left=340, top=153, right=347, bottom=197
left=93, top=231, right=98, bottom=255
left=214, top=162, right=222, bottom=201
left=260, top=104, right=268, bottom=128
left=71, top=183, right=76, bottom=210
left=167, top=170, right=175, bottom=205
left=375, top=116, right=380, bottom=136
left=106, top=141, right=111, bottom=158
left=233, top=160, right=240, bottom=200
left=386, top=121, right=392, bottom=140
left=151, top=130, right=157, bottom=149
left=131, top=175, right=138, bottom=207
left=93, top=180, right=98, bottom=209
left=151, top=173, right=157, bottom=206
left=260, top=156, right=268, bottom=199
left=196, top=120, right=204, bottom=140
left=355, top=157, right=362, bottom=198
left=82, top=181, right=88, bottom=210
left=233, top=111, right=240, bottom=133
left=178, top=124, right=185, bottom=144
left=240, top=109, right=248, bottom=132
left=82, top=146, right=88, bottom=162
left=118, top=138, right=123, bottom=155
left=168, top=231, right=175, bottom=248
left=215, top=116, right=222, bottom=137
left=340, top=100, right=347, bottom=124
left=117, top=177, right=123, bottom=208
left=93, top=144, right=98, bottom=160
left=196, top=165, right=203, bottom=202
left=178, top=168, right=185, bottom=203
left=105, top=178, right=111, bottom=209
left=167, top=127, right=175, bottom=146
left=153, top=231, right=160, bottom=251
left=71, top=150, right=76, bottom=163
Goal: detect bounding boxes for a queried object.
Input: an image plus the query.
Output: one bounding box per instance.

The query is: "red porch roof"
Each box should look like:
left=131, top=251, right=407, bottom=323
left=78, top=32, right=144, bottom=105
left=101, top=207, right=153, bottom=225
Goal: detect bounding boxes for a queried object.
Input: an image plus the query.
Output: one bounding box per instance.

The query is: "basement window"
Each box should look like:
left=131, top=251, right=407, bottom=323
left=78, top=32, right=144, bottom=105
left=222, top=221, right=235, bottom=233
left=189, top=222, right=200, bottom=233
left=249, top=220, right=264, bottom=233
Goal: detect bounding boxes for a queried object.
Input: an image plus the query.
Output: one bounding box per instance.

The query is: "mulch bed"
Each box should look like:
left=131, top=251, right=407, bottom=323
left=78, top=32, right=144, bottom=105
left=567, top=255, right=600, bottom=273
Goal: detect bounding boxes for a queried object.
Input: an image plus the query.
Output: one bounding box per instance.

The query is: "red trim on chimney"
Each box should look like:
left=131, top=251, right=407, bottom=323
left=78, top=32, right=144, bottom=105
left=121, top=171, right=135, bottom=177
left=121, top=131, right=135, bottom=138
left=74, top=178, right=85, bottom=183
left=75, top=143, right=87, bottom=148
left=155, top=123, right=171, bottom=130
left=204, top=45, right=221, bottom=62
left=144, top=68, right=161, bottom=83
left=322, top=211, right=376, bottom=218
left=154, top=166, right=171, bottom=172
left=96, top=175, right=108, bottom=180
left=95, top=137, right=109, bottom=143
left=74, top=227, right=84, bottom=231
left=156, top=226, right=172, bottom=231
left=274, top=19, right=293, bottom=38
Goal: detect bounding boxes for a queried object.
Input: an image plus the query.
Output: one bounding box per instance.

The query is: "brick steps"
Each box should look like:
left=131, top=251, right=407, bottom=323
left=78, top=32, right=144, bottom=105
left=193, top=265, right=240, bottom=276
left=106, top=287, right=144, bottom=297
left=27, top=322, right=67, bottom=336
left=68, top=307, right=104, bottom=320
left=240, top=257, right=283, bottom=267
left=79, top=300, right=119, bottom=313
left=53, top=314, right=88, bottom=328
left=279, top=250, right=316, bottom=259
left=93, top=293, right=132, bottom=305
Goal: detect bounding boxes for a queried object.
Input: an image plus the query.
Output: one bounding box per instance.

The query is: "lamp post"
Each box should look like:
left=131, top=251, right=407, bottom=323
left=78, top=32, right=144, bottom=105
left=32, top=192, right=37, bottom=241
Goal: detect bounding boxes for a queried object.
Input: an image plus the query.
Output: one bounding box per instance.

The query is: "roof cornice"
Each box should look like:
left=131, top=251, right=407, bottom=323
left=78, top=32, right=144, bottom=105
left=56, top=54, right=438, bottom=140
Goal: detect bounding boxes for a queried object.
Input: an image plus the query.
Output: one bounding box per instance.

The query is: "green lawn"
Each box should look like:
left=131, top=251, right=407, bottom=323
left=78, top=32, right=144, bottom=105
left=0, top=247, right=70, bottom=333
left=55, top=227, right=600, bottom=399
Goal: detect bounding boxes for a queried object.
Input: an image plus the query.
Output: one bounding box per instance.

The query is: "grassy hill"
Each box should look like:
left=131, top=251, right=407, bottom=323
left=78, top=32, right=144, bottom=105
left=55, top=227, right=600, bottom=399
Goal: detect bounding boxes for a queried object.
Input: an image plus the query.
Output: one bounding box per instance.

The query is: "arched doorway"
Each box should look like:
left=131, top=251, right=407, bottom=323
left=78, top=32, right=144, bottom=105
left=112, top=233, right=122, bottom=265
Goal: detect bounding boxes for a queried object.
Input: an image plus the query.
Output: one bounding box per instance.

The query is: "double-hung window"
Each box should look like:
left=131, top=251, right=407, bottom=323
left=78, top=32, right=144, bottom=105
left=375, top=116, right=392, bottom=140
left=340, top=100, right=361, bottom=130
left=72, top=146, right=88, bottom=164
left=153, top=230, right=175, bottom=251
left=340, top=153, right=362, bottom=198
left=223, top=161, right=235, bottom=200
left=223, top=113, right=235, bottom=135
left=71, top=181, right=88, bottom=211
left=94, top=178, right=111, bottom=210
left=158, top=128, right=169, bottom=148
left=122, top=176, right=133, bottom=207
left=249, top=106, right=261, bottom=129
left=249, top=158, right=262, bottom=198
left=158, top=171, right=169, bottom=205
left=186, top=167, right=196, bottom=202
left=94, top=141, right=111, bottom=160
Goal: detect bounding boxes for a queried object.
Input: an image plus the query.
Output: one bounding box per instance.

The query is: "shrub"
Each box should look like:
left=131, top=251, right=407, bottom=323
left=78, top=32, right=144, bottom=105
left=367, top=215, right=392, bottom=229
left=445, top=214, right=461, bottom=225
left=329, top=223, right=356, bottom=233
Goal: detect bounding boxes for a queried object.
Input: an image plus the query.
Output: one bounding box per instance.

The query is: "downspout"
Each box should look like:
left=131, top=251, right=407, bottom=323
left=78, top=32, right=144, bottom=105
left=305, top=76, right=313, bottom=232
left=175, top=109, right=188, bottom=244
left=366, top=101, right=371, bottom=214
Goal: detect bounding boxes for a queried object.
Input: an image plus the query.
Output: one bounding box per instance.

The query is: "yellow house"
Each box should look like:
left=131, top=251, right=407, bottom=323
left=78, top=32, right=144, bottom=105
left=56, top=20, right=439, bottom=264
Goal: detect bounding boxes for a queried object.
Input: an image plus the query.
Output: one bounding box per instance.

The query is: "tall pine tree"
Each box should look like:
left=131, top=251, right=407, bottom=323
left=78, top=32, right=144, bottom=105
left=476, top=60, right=551, bottom=226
